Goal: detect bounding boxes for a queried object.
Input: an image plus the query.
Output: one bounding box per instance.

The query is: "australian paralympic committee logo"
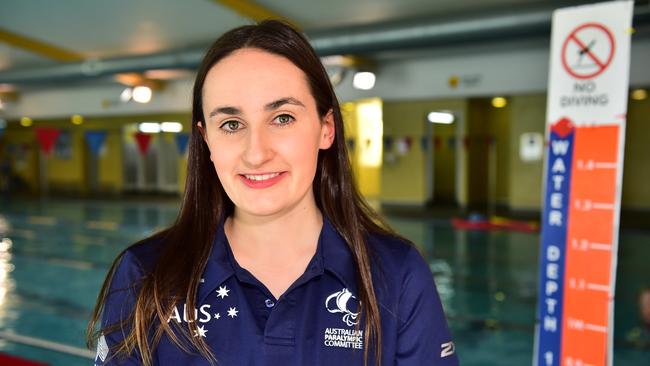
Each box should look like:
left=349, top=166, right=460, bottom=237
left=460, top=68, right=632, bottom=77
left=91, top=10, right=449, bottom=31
left=326, top=288, right=359, bottom=326
left=324, top=288, right=364, bottom=350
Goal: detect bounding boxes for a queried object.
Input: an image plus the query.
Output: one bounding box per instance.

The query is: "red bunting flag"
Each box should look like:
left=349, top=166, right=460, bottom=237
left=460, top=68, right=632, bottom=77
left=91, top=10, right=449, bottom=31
left=34, top=127, right=60, bottom=155
left=463, top=136, right=470, bottom=149
left=433, top=136, right=442, bottom=150
left=134, top=132, right=153, bottom=156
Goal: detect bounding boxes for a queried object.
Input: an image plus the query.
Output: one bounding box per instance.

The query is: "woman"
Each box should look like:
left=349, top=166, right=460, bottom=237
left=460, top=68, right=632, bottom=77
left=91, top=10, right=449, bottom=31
left=88, top=20, right=458, bottom=366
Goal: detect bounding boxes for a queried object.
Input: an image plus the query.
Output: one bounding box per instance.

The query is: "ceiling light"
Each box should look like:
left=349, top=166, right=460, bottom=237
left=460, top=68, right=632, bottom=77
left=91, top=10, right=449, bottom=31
left=20, top=117, right=32, bottom=127
left=71, top=114, right=84, bottom=125
left=0, top=84, right=14, bottom=93
left=353, top=72, right=376, bottom=90
left=491, top=97, right=507, bottom=108
left=132, top=86, right=152, bottom=103
left=161, top=122, right=182, bottom=133
left=120, top=87, right=133, bottom=102
left=631, top=89, right=647, bottom=101
left=144, top=69, right=192, bottom=80
left=427, top=111, right=455, bottom=124
left=138, top=122, right=160, bottom=133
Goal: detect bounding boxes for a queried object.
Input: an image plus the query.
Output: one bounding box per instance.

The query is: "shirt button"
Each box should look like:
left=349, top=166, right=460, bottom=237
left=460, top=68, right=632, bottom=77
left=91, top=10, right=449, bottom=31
left=265, top=299, right=275, bottom=308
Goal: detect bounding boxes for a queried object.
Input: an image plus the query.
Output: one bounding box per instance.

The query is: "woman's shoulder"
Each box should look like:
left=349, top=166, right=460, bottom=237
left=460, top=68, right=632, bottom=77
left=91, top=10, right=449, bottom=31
left=367, top=233, right=458, bottom=364
left=366, top=231, right=432, bottom=283
left=111, top=235, right=165, bottom=285
left=100, top=236, right=165, bottom=330
left=367, top=231, right=422, bottom=266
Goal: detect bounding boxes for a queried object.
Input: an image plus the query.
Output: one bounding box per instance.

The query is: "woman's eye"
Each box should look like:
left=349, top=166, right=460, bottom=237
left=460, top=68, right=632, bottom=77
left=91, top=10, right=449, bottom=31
left=220, top=120, right=242, bottom=132
left=275, top=114, right=295, bottom=125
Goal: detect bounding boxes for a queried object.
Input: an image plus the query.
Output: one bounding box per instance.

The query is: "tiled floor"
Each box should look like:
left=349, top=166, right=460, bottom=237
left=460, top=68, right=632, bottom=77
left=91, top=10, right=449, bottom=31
left=0, top=197, right=647, bottom=365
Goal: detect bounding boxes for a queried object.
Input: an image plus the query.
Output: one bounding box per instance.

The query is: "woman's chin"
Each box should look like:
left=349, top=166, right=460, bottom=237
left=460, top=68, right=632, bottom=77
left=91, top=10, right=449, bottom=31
left=237, top=200, right=287, bottom=218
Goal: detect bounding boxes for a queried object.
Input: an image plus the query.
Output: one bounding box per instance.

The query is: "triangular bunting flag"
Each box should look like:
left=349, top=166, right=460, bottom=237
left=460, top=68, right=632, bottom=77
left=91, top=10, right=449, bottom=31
left=35, top=127, right=60, bottom=155
left=134, top=132, right=153, bottom=156
left=175, top=133, right=190, bottom=155
left=85, top=131, right=108, bottom=156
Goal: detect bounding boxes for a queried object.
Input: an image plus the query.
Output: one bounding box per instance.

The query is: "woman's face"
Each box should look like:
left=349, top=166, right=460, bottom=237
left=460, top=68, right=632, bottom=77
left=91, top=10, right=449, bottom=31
left=199, top=48, right=335, bottom=218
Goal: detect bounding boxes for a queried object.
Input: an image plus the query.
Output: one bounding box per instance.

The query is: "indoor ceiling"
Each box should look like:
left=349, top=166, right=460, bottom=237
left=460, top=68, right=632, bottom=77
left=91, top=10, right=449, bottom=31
left=0, top=0, right=646, bottom=88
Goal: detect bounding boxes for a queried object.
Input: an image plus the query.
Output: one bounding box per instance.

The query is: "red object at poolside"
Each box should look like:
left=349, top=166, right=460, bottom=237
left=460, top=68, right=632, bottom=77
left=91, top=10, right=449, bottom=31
left=451, top=217, right=539, bottom=233
left=0, top=353, right=49, bottom=366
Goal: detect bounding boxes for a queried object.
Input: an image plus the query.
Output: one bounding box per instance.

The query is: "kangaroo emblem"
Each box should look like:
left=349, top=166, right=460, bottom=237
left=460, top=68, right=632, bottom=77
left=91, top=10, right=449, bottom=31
left=325, top=288, right=359, bottom=326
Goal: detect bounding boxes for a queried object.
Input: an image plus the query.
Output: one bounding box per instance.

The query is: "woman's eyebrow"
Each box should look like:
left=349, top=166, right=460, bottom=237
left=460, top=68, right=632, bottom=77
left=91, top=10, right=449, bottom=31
left=208, top=97, right=305, bottom=119
left=209, top=106, right=241, bottom=118
left=264, top=97, right=305, bottom=111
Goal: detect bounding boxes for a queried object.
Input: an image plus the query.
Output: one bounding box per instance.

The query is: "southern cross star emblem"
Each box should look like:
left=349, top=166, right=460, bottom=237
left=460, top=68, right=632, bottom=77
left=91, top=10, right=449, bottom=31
left=227, top=307, right=239, bottom=318
left=216, top=285, right=230, bottom=299
left=214, top=313, right=221, bottom=320
left=193, top=325, right=208, bottom=338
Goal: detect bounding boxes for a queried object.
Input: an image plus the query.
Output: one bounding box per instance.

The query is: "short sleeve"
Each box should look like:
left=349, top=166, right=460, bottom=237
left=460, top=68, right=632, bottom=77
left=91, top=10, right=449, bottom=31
left=395, top=246, right=459, bottom=365
left=94, top=250, right=145, bottom=366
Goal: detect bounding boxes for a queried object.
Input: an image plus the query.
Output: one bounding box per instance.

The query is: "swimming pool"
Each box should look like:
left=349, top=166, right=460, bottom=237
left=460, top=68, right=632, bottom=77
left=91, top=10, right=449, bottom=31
left=0, top=197, right=647, bottom=365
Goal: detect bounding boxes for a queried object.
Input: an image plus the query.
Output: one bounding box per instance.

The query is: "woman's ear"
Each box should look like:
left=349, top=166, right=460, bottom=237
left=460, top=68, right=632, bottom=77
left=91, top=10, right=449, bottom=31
left=197, top=121, right=208, bottom=143
left=319, top=109, right=335, bottom=150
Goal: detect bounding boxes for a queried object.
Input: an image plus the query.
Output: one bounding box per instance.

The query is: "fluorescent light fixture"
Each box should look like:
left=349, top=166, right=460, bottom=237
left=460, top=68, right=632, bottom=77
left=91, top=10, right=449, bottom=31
left=491, top=97, right=507, bottom=108
left=132, top=86, right=152, bottom=103
left=353, top=71, right=376, bottom=90
left=138, top=122, right=160, bottom=133
left=631, top=89, right=647, bottom=101
left=427, top=111, right=455, bottom=124
left=161, top=122, right=182, bottom=133
left=120, top=87, right=133, bottom=102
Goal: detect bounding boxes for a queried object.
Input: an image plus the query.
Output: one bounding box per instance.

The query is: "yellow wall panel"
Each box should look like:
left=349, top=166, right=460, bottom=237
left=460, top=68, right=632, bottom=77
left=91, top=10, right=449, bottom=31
left=382, top=99, right=466, bottom=205
left=621, top=96, right=650, bottom=209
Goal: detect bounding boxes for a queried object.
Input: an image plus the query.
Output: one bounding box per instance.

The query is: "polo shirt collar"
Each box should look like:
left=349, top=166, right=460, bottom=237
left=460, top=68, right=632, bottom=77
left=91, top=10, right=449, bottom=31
left=198, top=213, right=358, bottom=303
left=198, top=215, right=235, bottom=303
left=321, top=215, right=358, bottom=293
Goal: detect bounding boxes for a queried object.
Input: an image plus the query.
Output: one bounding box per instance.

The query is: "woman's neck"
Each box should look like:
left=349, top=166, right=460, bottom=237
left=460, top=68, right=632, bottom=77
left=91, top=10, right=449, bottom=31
left=224, top=194, right=324, bottom=299
left=225, top=196, right=323, bottom=263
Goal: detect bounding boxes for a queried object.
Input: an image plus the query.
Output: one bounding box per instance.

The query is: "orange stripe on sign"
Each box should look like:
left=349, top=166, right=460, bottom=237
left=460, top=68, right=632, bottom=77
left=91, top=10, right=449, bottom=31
left=561, top=125, right=620, bottom=366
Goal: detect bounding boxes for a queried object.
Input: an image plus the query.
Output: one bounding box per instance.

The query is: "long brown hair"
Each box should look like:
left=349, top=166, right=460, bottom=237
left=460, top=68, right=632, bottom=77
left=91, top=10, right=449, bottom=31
left=88, top=19, right=398, bottom=366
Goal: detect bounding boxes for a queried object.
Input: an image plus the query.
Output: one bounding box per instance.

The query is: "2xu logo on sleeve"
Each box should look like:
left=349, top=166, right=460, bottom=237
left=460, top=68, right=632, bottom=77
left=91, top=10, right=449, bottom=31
left=441, top=341, right=455, bottom=358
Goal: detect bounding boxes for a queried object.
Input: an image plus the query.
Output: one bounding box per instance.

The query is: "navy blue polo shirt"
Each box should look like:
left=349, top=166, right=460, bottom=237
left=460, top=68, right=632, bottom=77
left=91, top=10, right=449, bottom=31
left=95, top=216, right=458, bottom=365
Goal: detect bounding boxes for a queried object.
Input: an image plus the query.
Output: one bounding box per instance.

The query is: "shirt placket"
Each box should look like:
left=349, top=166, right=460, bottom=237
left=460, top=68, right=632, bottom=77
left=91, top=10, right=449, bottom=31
left=263, top=291, right=297, bottom=363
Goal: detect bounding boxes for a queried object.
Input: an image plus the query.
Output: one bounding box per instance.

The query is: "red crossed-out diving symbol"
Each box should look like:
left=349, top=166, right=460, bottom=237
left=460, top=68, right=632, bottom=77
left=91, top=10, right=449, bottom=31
left=561, top=22, right=615, bottom=80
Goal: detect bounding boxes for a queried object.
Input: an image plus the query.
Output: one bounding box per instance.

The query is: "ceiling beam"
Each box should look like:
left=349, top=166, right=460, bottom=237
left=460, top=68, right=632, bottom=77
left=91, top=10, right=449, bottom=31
left=0, top=27, right=83, bottom=62
left=211, top=0, right=301, bottom=29
left=0, top=28, right=163, bottom=88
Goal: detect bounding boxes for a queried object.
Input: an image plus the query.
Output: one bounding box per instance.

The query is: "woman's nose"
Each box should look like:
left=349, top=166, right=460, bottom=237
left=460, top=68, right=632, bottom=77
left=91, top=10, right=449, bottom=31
left=242, top=126, right=274, bottom=168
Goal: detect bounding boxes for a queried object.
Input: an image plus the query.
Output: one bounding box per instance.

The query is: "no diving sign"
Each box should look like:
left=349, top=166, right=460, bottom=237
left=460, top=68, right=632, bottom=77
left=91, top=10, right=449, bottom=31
left=561, top=23, right=615, bottom=79
left=535, top=2, right=633, bottom=366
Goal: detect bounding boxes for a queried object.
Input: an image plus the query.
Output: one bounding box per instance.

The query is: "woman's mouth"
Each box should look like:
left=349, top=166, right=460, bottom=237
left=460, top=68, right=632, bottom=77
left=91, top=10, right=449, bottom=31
left=239, top=172, right=286, bottom=188
left=243, top=172, right=280, bottom=181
